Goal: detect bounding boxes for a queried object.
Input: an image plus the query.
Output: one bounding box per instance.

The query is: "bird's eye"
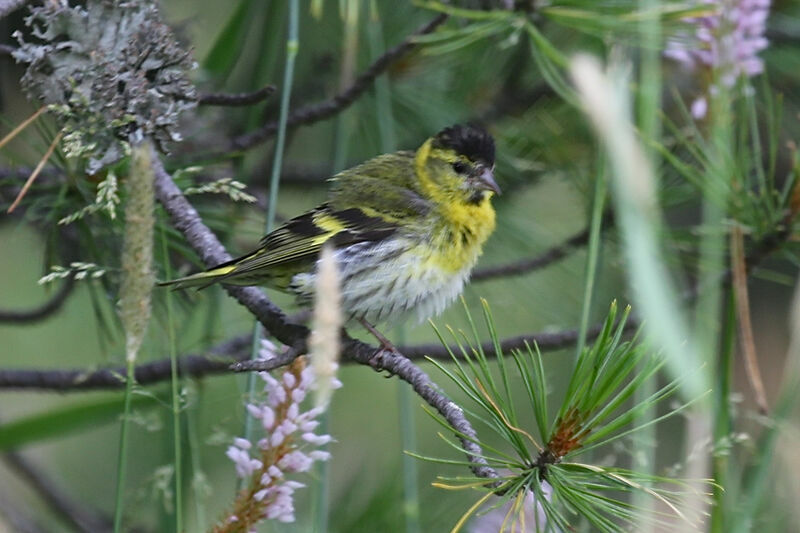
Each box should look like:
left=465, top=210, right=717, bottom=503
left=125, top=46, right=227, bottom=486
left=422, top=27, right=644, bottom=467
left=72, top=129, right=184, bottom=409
left=452, top=161, right=469, bottom=174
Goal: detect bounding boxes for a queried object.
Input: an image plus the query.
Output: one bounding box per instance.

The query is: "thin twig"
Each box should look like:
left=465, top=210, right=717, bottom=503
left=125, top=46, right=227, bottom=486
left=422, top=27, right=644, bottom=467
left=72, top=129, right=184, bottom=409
left=7, top=130, right=62, bottom=213
left=0, top=335, right=252, bottom=391
left=224, top=14, right=448, bottom=154
left=2, top=450, right=111, bottom=532
left=197, top=85, right=276, bottom=107
left=730, top=224, right=769, bottom=414
left=0, top=43, right=15, bottom=57
left=472, top=212, right=613, bottom=281
left=0, top=274, right=75, bottom=324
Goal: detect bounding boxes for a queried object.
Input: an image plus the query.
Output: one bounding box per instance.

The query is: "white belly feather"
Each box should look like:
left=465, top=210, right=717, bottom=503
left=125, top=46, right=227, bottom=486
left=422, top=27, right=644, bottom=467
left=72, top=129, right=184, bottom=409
left=290, top=238, right=475, bottom=324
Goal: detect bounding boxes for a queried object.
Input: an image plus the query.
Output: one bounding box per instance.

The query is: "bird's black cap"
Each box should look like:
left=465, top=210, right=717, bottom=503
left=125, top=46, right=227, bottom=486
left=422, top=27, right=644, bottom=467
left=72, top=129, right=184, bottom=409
left=432, top=124, right=495, bottom=166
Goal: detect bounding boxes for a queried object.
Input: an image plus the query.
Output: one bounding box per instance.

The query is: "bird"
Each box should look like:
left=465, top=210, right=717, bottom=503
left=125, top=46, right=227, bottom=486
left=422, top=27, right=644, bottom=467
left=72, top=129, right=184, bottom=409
left=160, top=123, right=500, bottom=337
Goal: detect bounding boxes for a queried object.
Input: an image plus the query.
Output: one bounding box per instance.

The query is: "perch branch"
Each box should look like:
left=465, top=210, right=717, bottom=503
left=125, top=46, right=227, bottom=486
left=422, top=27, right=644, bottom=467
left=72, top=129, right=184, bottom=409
left=0, top=319, right=617, bottom=390
left=0, top=222, right=791, bottom=392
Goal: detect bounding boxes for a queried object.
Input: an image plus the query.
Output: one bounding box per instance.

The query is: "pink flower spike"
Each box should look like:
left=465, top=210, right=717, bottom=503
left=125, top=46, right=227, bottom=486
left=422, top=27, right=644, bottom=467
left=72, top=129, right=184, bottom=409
left=302, top=432, right=333, bottom=445
left=246, top=404, right=262, bottom=419
left=691, top=96, right=708, bottom=119
left=291, top=388, right=306, bottom=403
left=309, top=450, right=332, bottom=461
left=268, top=386, right=287, bottom=406
left=270, top=429, right=285, bottom=448
left=261, top=406, right=276, bottom=430
left=278, top=451, right=313, bottom=472
left=280, top=420, right=298, bottom=435
left=299, top=420, right=319, bottom=432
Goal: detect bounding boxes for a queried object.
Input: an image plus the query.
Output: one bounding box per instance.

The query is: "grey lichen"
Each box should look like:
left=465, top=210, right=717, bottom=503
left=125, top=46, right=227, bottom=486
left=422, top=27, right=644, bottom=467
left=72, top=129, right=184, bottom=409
left=12, top=0, right=197, bottom=174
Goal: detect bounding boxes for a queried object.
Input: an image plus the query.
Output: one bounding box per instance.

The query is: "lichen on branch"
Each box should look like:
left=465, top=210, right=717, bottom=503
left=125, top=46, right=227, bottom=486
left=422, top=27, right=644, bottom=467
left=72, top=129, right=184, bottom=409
left=12, top=0, right=196, bottom=173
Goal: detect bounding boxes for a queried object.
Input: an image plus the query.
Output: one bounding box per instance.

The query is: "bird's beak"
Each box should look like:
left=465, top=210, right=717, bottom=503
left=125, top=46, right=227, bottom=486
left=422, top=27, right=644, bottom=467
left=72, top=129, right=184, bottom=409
left=477, top=167, right=501, bottom=196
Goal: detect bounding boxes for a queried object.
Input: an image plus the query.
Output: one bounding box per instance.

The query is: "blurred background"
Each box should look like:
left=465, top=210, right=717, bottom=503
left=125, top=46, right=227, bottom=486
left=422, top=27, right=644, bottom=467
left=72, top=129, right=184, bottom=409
left=1, top=0, right=799, bottom=531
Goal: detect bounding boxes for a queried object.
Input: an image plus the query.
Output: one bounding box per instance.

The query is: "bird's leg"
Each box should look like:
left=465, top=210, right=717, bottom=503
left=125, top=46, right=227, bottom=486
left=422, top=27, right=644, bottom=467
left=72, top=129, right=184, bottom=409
left=358, top=317, right=398, bottom=351
left=358, top=317, right=400, bottom=371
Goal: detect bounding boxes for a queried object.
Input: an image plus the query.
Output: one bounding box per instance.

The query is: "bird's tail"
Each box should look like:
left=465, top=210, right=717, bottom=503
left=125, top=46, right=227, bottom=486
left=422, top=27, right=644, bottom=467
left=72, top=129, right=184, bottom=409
left=157, top=261, right=242, bottom=290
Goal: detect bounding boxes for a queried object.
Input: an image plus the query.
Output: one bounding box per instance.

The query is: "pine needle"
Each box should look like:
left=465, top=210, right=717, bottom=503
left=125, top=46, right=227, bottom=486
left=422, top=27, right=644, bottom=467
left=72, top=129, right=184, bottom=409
left=730, top=224, right=769, bottom=414
left=0, top=106, right=45, bottom=151
left=7, top=129, right=62, bottom=213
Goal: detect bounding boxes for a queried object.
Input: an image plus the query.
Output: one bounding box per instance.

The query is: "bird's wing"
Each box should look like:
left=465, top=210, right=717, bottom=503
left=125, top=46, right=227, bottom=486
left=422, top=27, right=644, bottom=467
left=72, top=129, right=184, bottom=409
left=221, top=204, right=400, bottom=276
left=328, top=151, right=433, bottom=222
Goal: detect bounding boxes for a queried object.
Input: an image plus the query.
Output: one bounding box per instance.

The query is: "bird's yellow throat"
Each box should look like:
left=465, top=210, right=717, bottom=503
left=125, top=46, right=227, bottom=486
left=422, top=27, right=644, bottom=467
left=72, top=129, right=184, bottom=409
left=415, top=139, right=497, bottom=273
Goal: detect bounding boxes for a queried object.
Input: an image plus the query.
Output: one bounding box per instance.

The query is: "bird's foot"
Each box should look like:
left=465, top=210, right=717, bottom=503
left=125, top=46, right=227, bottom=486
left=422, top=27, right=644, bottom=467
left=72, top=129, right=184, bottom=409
left=359, top=318, right=400, bottom=354
left=359, top=318, right=399, bottom=376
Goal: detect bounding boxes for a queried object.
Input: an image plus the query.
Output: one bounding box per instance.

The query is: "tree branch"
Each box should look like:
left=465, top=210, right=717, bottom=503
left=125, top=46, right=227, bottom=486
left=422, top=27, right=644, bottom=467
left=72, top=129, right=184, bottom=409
left=0, top=274, right=75, bottom=324
left=0, top=335, right=251, bottom=391
left=0, top=221, right=790, bottom=392
left=0, top=43, right=14, bottom=57
left=0, top=319, right=614, bottom=390
left=224, top=14, right=448, bottom=154
left=197, top=85, right=276, bottom=107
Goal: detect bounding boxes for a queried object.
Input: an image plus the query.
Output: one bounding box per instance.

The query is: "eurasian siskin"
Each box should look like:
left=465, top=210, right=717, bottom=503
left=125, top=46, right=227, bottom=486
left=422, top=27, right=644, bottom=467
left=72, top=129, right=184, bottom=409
left=161, top=123, right=500, bottom=326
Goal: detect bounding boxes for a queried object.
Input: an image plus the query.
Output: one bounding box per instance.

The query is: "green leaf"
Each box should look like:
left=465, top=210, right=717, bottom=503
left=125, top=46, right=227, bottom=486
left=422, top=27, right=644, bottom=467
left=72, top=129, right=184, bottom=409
left=0, top=392, right=161, bottom=450
left=203, top=0, right=255, bottom=78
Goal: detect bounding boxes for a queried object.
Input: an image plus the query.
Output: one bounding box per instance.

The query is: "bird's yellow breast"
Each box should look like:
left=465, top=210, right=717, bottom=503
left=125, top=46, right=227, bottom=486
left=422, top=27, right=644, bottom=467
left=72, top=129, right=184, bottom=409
left=426, top=197, right=496, bottom=274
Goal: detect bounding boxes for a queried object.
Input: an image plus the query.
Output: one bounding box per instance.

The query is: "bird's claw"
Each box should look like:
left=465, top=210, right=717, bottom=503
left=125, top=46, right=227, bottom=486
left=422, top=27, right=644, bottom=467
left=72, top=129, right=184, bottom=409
left=368, top=347, right=397, bottom=378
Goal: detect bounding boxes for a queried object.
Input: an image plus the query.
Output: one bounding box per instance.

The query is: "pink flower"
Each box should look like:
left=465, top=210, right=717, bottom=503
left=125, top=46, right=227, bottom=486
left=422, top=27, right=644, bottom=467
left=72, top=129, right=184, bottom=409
left=665, top=0, right=771, bottom=118
left=221, top=355, right=338, bottom=529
